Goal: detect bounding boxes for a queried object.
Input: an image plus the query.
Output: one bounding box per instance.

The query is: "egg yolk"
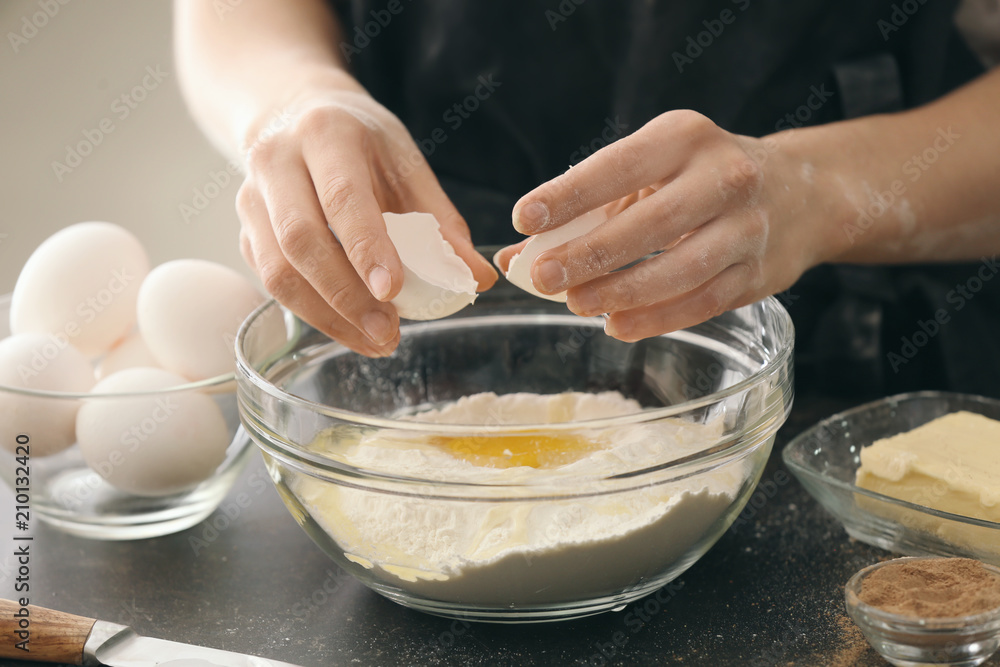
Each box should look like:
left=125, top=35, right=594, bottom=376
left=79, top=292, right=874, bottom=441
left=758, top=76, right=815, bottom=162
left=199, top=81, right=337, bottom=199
left=430, top=433, right=600, bottom=469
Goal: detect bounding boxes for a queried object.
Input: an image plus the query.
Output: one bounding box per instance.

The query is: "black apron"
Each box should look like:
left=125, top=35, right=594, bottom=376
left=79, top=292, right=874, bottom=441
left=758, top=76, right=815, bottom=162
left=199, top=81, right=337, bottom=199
left=330, top=0, right=999, bottom=397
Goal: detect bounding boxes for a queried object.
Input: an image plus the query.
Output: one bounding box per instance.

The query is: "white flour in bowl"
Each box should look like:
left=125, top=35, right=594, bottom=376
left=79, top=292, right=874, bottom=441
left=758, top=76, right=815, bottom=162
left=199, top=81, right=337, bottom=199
left=293, top=392, right=751, bottom=605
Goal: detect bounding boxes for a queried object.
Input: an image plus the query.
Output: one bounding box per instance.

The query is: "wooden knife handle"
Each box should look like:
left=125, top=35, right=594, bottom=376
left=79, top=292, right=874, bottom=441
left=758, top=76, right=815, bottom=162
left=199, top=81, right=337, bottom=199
left=0, top=598, right=96, bottom=664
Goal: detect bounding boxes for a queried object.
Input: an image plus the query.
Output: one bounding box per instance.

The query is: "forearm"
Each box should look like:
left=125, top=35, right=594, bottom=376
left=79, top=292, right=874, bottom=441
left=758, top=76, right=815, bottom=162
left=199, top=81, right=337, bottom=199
left=173, top=0, right=364, bottom=160
left=774, top=67, right=1000, bottom=266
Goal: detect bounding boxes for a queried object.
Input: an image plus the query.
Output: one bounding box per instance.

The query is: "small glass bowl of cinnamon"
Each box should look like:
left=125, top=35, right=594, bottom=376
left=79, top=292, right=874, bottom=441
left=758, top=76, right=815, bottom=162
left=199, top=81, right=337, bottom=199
left=845, top=557, right=1000, bottom=667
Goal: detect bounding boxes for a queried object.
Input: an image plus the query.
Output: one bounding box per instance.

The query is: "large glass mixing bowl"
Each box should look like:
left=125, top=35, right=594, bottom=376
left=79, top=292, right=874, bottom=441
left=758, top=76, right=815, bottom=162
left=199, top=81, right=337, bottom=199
left=236, top=278, right=794, bottom=622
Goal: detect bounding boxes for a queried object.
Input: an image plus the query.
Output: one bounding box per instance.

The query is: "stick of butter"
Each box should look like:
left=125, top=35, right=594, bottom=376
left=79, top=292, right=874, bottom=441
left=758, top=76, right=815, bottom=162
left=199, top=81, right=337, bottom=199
left=856, top=411, right=1000, bottom=524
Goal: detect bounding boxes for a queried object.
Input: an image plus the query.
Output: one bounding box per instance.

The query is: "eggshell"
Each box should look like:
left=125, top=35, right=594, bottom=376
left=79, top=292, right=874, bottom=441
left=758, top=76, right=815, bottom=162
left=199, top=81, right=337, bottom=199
left=10, top=222, right=150, bottom=356
left=95, top=331, right=159, bottom=380
left=383, top=212, right=478, bottom=320
left=504, top=208, right=608, bottom=302
left=75, top=367, right=230, bottom=496
left=0, top=333, right=96, bottom=456
left=137, top=259, right=265, bottom=381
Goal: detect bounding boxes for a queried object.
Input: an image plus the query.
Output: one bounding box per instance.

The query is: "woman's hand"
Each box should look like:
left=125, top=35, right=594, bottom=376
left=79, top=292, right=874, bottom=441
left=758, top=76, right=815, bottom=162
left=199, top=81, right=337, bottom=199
left=236, top=89, right=497, bottom=356
left=502, top=109, right=819, bottom=342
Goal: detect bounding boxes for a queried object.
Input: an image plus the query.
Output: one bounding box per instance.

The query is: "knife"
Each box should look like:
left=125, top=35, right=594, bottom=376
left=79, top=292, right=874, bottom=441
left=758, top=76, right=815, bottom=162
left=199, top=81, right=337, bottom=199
left=0, top=599, right=305, bottom=666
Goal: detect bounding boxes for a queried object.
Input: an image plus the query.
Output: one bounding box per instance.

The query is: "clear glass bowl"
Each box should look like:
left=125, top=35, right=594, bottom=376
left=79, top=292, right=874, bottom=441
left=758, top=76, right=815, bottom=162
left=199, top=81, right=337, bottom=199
left=235, top=278, right=794, bottom=622
left=0, top=294, right=253, bottom=540
left=845, top=557, right=1000, bottom=667
left=782, top=391, right=1000, bottom=564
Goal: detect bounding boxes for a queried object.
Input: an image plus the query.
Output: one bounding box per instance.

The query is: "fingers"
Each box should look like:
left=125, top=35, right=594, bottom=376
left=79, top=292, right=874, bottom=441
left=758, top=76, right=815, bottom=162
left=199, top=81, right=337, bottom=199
left=401, top=162, right=498, bottom=291
left=602, top=187, right=656, bottom=218
left=441, top=217, right=499, bottom=292
left=492, top=189, right=656, bottom=286
left=299, top=113, right=406, bottom=303
left=604, top=263, right=759, bottom=343
left=493, top=239, right=529, bottom=274
left=237, top=96, right=496, bottom=355
left=253, top=139, right=402, bottom=348
left=528, top=168, right=731, bottom=294
left=512, top=110, right=717, bottom=234
left=501, top=109, right=778, bottom=343
left=236, top=178, right=398, bottom=356
left=565, top=210, right=767, bottom=316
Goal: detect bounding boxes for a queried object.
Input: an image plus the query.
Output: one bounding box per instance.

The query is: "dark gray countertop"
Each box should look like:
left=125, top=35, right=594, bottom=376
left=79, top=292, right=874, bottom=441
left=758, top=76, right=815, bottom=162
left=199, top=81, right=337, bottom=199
left=2, top=393, right=997, bottom=667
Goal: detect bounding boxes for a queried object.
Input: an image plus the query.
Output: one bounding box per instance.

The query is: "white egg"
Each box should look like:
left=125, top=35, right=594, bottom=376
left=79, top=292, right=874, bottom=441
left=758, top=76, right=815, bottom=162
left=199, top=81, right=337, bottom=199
left=0, top=333, right=96, bottom=456
left=10, top=222, right=150, bottom=357
left=76, top=367, right=230, bottom=496
left=504, top=208, right=608, bottom=302
left=383, top=212, right=478, bottom=320
left=137, top=259, right=265, bottom=381
left=95, top=331, right=159, bottom=380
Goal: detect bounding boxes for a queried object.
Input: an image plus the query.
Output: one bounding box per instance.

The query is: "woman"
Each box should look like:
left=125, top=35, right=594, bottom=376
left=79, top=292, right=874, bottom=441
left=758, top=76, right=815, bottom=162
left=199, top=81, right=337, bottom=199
left=174, top=0, right=1000, bottom=395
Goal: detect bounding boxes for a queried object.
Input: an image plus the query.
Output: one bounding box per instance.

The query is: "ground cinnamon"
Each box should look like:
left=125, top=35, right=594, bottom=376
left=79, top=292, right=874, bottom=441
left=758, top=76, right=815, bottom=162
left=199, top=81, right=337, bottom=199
left=858, top=558, right=1000, bottom=618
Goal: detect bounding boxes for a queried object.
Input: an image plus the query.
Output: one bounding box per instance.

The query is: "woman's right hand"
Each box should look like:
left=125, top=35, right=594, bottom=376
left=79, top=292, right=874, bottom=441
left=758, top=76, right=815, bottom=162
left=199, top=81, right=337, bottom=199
left=235, top=87, right=497, bottom=356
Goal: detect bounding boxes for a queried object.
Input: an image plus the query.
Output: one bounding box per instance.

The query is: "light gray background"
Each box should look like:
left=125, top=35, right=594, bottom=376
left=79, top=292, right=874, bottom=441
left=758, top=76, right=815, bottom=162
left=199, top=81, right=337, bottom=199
left=0, top=0, right=247, bottom=294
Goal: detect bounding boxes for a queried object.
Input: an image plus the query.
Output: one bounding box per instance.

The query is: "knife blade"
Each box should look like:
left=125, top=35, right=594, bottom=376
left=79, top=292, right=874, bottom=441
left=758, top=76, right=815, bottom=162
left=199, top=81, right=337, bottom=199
left=0, top=599, right=305, bottom=667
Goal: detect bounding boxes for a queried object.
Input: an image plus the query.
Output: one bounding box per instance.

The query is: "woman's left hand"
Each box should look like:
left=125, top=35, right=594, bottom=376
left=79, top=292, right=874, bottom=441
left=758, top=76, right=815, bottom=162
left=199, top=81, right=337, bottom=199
left=498, top=109, right=821, bottom=342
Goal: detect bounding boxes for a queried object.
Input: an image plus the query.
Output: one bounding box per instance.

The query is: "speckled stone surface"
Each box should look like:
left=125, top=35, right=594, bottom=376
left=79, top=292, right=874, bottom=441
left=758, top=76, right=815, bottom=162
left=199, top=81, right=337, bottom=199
left=2, top=393, right=998, bottom=667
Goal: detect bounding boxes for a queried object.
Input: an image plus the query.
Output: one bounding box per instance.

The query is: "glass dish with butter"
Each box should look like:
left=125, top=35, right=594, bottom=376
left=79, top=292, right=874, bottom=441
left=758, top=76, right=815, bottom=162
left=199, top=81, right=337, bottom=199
left=782, top=391, right=1000, bottom=565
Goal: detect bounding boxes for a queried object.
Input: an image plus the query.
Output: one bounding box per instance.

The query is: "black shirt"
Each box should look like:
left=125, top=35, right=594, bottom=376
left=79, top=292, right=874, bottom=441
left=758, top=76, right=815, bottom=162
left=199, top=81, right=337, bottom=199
left=333, top=0, right=982, bottom=237
left=329, top=0, right=999, bottom=397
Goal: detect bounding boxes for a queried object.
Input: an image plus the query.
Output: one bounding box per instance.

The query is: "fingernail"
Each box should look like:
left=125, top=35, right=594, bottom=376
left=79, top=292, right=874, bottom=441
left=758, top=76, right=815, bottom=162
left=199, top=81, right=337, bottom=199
left=534, top=258, right=567, bottom=292
left=514, top=202, right=550, bottom=233
left=573, top=287, right=601, bottom=315
left=362, top=310, right=394, bottom=345
left=367, top=265, right=392, bottom=300
left=606, top=314, right=633, bottom=339
left=369, top=344, right=396, bottom=358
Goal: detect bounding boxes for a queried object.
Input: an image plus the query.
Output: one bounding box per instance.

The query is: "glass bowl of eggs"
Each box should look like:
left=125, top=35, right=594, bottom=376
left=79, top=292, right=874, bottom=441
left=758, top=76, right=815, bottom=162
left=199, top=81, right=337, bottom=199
left=0, top=222, right=261, bottom=540
left=235, top=252, right=795, bottom=622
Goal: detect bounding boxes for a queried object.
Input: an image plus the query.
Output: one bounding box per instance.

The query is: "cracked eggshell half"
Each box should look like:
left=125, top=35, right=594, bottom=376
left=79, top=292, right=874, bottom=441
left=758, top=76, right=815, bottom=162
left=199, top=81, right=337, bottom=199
left=504, top=208, right=608, bottom=302
left=383, top=212, right=478, bottom=320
